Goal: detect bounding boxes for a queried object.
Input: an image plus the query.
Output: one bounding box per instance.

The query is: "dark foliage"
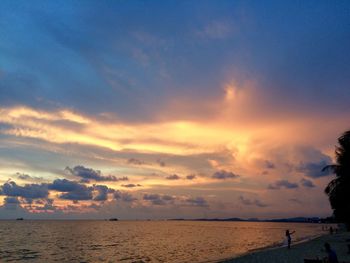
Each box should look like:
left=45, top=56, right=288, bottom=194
left=323, top=130, right=350, bottom=227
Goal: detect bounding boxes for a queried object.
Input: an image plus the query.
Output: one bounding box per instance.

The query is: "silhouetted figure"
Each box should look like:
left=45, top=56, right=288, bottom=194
left=286, top=229, right=295, bottom=249
left=324, top=242, right=339, bottom=263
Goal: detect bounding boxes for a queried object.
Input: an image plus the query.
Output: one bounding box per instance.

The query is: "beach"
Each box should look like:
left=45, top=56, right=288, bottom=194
left=219, top=232, right=350, bottom=263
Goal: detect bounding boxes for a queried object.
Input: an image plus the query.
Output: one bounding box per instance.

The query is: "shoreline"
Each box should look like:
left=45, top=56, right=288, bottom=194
left=216, top=232, right=350, bottom=263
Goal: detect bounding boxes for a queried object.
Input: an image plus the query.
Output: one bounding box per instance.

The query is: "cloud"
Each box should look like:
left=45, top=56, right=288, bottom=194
left=65, top=166, right=127, bottom=182
left=49, top=179, right=84, bottom=192
left=143, top=193, right=175, bottom=206
left=162, top=195, right=175, bottom=201
left=212, top=170, right=239, bottom=180
left=143, top=194, right=166, bottom=205
left=114, top=191, right=137, bottom=202
left=3, top=197, right=21, bottom=210
left=264, top=160, right=275, bottom=169
left=239, top=196, right=268, bottom=207
left=30, top=198, right=56, bottom=211
left=300, top=178, right=315, bottom=188
left=48, top=179, right=93, bottom=200
left=165, top=174, right=181, bottom=180
left=93, top=185, right=109, bottom=201
left=186, top=174, right=196, bottom=180
left=127, top=158, right=145, bottom=165
left=0, top=177, right=115, bottom=203
left=143, top=194, right=208, bottom=207
left=267, top=180, right=298, bottom=190
left=4, top=196, right=20, bottom=204
left=59, top=188, right=93, bottom=201
left=121, top=184, right=142, bottom=188
left=296, top=159, right=332, bottom=178
left=0, top=181, right=49, bottom=199
left=185, top=197, right=209, bottom=207
left=16, top=173, right=44, bottom=181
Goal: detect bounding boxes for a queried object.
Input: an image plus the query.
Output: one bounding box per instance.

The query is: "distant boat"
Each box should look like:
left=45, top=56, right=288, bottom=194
left=16, top=218, right=24, bottom=221
left=109, top=218, right=118, bottom=221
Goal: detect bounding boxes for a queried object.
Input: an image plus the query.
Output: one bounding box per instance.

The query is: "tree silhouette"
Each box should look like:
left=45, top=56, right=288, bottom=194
left=323, top=130, right=350, bottom=228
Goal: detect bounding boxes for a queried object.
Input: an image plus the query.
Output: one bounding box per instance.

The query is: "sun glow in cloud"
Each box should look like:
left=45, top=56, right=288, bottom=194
left=0, top=0, right=349, bottom=219
left=0, top=105, right=252, bottom=156
left=0, top=82, right=348, bottom=219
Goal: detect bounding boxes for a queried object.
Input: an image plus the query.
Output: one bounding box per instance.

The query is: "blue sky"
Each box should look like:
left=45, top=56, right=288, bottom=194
left=0, top=0, right=349, bottom=219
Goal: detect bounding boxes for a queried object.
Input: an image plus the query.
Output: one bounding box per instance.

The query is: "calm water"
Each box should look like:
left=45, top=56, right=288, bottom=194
left=0, top=220, right=328, bottom=262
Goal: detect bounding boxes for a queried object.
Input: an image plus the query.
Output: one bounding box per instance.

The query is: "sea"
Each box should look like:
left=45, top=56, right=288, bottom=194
left=0, top=220, right=330, bottom=262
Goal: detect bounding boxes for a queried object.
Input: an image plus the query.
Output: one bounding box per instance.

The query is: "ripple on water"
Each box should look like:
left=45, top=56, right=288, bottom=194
left=0, top=249, right=40, bottom=262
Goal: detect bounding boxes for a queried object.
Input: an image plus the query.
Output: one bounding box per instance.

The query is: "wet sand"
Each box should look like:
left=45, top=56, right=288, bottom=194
left=219, top=232, right=350, bottom=263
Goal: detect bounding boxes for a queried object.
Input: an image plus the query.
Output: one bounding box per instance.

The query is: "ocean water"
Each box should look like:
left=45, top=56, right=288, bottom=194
left=0, top=220, right=329, bottom=262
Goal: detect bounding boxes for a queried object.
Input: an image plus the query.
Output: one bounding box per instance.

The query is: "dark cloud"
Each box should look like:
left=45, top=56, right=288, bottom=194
left=127, top=158, right=145, bottom=165
left=296, top=159, right=332, bottom=178
left=1, top=178, right=115, bottom=203
left=265, top=160, right=275, bottom=169
left=121, top=184, right=142, bottom=188
left=23, top=198, right=33, bottom=204
left=4, top=196, right=20, bottom=205
left=114, top=191, right=137, bottom=202
left=3, top=197, right=21, bottom=210
left=300, top=178, right=315, bottom=188
left=0, top=181, right=49, bottom=199
left=267, top=180, right=298, bottom=190
left=79, top=178, right=90, bottom=184
left=48, top=179, right=93, bottom=200
left=162, top=195, right=175, bottom=201
left=165, top=174, right=181, bottom=180
left=49, top=179, right=83, bottom=192
left=186, top=174, right=196, bottom=180
left=239, top=196, right=268, bottom=207
left=16, top=173, right=43, bottom=181
left=65, top=166, right=128, bottom=182
left=185, top=197, right=209, bottom=207
left=143, top=194, right=159, bottom=201
left=212, top=170, right=239, bottom=180
left=93, top=185, right=109, bottom=201
left=143, top=194, right=165, bottom=205
left=59, top=188, right=93, bottom=201
left=143, top=193, right=175, bottom=206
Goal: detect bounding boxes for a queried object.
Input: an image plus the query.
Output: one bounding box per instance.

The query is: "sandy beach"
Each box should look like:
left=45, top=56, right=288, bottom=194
left=219, top=232, right=350, bottom=263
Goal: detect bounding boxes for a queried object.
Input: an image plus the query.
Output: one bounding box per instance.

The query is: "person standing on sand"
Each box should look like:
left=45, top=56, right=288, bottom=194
left=285, top=229, right=295, bottom=249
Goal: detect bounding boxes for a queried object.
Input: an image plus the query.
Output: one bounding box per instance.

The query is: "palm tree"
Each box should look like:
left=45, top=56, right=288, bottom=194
left=323, top=130, right=350, bottom=228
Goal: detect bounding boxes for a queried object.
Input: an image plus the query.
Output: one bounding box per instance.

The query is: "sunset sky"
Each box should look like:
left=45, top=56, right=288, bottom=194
left=0, top=0, right=349, bottom=219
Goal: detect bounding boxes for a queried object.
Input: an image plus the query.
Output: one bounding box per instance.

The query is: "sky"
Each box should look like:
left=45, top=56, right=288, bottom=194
left=0, top=0, right=349, bottom=219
